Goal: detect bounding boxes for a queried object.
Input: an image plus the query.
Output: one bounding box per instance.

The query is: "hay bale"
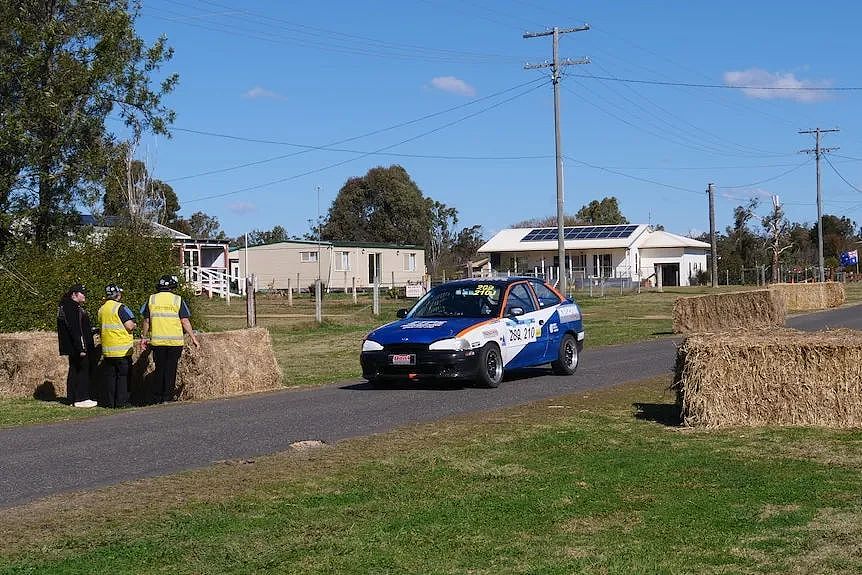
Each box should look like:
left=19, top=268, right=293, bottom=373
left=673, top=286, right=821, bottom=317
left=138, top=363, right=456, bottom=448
left=674, top=329, right=862, bottom=428
left=0, top=328, right=281, bottom=401
left=0, top=332, right=68, bottom=399
left=768, top=282, right=846, bottom=311
left=672, top=290, right=786, bottom=334
left=173, top=328, right=282, bottom=400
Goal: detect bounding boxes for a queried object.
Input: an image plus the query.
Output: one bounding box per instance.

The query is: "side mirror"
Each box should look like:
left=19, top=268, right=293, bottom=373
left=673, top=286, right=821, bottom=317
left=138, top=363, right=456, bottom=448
left=396, top=308, right=409, bottom=319
left=507, top=307, right=524, bottom=317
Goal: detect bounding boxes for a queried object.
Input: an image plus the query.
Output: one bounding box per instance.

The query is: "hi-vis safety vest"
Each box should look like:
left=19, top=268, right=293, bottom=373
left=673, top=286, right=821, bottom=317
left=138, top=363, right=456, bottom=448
left=98, top=300, right=133, bottom=358
left=148, top=292, right=184, bottom=347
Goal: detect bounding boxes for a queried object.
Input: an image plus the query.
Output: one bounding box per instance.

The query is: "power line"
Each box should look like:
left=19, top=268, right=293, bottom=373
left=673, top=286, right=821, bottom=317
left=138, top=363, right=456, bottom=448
left=717, top=160, right=812, bottom=189
left=563, top=155, right=702, bottom=195
left=164, top=77, right=548, bottom=181
left=183, top=79, right=550, bottom=203
left=825, top=155, right=862, bottom=194
left=566, top=72, right=862, bottom=92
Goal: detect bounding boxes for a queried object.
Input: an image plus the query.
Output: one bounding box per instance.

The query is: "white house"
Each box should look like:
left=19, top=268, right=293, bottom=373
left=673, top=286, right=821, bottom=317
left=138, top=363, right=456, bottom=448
left=477, top=224, right=709, bottom=287
left=231, top=239, right=427, bottom=292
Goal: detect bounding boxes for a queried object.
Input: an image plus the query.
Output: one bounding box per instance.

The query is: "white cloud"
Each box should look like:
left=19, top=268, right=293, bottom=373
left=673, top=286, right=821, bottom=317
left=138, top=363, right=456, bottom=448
left=429, top=76, right=476, bottom=97
left=228, top=201, right=256, bottom=215
left=723, top=68, right=832, bottom=102
left=243, top=86, right=286, bottom=100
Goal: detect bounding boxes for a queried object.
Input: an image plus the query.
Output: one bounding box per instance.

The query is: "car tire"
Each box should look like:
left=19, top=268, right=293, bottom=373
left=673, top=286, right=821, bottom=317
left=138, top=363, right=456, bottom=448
left=476, top=343, right=504, bottom=388
left=551, top=333, right=579, bottom=375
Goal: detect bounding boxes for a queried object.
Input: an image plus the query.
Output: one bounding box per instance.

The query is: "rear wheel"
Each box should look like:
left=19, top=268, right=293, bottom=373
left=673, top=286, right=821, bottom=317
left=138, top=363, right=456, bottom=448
left=551, top=334, right=579, bottom=375
left=476, top=344, right=503, bottom=388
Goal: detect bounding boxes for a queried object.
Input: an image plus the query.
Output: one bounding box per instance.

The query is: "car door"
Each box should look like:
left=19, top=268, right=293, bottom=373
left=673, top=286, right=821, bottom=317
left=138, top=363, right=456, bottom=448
left=529, top=280, right=564, bottom=362
left=500, top=282, right=546, bottom=369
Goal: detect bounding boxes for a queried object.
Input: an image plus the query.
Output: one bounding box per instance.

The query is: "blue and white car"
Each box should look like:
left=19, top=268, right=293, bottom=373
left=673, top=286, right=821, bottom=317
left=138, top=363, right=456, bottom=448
left=360, top=277, right=584, bottom=387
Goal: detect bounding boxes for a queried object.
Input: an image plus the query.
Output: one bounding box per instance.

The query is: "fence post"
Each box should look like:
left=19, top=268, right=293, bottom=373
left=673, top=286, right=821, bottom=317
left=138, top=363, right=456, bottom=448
left=657, top=266, right=664, bottom=293
left=287, top=278, right=293, bottom=307
left=315, top=279, right=322, bottom=324
left=344, top=271, right=348, bottom=293
left=246, top=274, right=256, bottom=328
left=373, top=274, right=380, bottom=316
left=352, top=276, right=357, bottom=304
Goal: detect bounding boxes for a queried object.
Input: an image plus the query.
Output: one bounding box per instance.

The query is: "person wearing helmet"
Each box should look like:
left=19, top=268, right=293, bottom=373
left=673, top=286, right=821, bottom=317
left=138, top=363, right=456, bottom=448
left=56, top=284, right=98, bottom=408
left=97, top=284, right=136, bottom=408
left=139, top=275, right=199, bottom=403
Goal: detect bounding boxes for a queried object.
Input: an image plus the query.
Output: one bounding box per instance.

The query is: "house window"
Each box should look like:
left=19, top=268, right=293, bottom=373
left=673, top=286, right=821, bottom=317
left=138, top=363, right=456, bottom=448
left=404, top=252, right=416, bottom=271
left=593, top=254, right=612, bottom=277
left=300, top=251, right=318, bottom=263
left=335, top=251, right=351, bottom=271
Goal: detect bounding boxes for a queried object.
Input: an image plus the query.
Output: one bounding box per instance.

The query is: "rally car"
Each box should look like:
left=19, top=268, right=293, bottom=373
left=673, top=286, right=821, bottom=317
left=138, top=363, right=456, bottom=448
left=360, top=277, right=584, bottom=387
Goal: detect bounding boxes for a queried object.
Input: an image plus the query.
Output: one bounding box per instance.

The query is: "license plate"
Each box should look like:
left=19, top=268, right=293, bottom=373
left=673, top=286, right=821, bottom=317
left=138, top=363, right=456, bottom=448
left=390, top=353, right=415, bottom=366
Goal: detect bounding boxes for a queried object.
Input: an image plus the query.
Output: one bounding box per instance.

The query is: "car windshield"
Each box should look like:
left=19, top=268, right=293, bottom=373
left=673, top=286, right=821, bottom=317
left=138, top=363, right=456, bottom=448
left=410, top=283, right=503, bottom=318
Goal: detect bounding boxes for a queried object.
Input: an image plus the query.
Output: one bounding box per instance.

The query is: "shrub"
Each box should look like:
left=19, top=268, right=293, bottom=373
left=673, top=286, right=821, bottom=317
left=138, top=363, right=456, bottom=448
left=0, top=227, right=202, bottom=333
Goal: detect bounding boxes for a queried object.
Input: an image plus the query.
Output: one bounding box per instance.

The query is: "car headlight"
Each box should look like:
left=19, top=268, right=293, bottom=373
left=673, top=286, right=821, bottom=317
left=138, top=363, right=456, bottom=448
left=429, top=338, right=471, bottom=351
left=362, top=339, right=384, bottom=352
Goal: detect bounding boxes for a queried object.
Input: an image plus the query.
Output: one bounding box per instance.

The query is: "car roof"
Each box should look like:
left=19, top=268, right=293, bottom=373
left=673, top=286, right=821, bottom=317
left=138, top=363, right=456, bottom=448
left=436, top=277, right=544, bottom=288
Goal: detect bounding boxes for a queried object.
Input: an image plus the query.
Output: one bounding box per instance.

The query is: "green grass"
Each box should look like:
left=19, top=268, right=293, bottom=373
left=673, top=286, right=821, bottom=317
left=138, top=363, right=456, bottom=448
left=2, top=377, right=860, bottom=574
left=0, top=398, right=118, bottom=427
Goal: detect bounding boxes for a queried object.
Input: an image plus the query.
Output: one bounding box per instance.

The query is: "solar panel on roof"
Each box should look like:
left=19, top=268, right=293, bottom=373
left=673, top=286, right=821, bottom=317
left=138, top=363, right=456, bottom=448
left=521, top=224, right=640, bottom=242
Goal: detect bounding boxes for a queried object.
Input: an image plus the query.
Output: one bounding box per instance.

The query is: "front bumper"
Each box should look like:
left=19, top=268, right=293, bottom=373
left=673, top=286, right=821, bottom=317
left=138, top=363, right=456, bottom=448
left=360, top=348, right=482, bottom=381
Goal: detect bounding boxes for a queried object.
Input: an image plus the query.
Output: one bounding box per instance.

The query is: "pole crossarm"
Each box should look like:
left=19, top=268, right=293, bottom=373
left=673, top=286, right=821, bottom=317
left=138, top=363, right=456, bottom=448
left=524, top=57, right=590, bottom=70
left=523, top=25, right=590, bottom=38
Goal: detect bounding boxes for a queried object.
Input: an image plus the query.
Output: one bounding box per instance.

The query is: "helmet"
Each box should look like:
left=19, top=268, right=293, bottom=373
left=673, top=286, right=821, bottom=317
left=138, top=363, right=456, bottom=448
left=105, top=284, right=123, bottom=298
left=157, top=275, right=179, bottom=291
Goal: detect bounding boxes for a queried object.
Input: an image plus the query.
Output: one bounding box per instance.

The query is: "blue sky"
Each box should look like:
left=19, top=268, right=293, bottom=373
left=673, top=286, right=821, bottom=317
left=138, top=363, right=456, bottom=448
left=129, top=0, right=862, bottom=240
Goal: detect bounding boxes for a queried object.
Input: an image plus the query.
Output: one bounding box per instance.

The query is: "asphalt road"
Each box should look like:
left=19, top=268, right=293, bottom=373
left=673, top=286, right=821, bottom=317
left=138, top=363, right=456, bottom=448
left=0, top=304, right=858, bottom=508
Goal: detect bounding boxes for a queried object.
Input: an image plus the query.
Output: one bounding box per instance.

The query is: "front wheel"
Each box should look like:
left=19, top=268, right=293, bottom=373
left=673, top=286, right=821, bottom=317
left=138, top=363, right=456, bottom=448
left=476, top=344, right=503, bottom=388
left=551, top=334, right=579, bottom=375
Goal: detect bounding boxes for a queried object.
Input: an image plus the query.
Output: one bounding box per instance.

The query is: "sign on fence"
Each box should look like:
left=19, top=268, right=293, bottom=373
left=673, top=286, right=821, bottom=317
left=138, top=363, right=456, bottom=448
left=405, top=284, right=426, bottom=298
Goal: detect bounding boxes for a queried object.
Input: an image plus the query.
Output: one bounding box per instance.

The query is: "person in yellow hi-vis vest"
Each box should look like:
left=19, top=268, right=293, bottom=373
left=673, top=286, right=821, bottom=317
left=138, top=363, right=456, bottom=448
left=97, top=284, right=136, bottom=407
left=139, top=275, right=199, bottom=403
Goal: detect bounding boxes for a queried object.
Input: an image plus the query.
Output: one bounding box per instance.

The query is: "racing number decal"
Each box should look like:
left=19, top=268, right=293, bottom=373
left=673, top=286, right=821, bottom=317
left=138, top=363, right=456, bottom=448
left=508, top=324, right=538, bottom=344
left=474, top=284, right=496, bottom=296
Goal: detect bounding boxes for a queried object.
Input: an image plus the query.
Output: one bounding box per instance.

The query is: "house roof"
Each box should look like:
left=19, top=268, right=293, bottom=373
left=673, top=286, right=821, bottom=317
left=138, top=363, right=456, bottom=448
left=478, top=224, right=708, bottom=253
left=638, top=230, right=710, bottom=249
left=229, top=239, right=424, bottom=253
left=78, top=214, right=192, bottom=240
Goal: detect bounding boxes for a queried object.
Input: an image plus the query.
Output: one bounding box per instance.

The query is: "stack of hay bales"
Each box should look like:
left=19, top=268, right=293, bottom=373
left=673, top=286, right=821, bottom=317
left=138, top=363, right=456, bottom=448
left=0, top=328, right=281, bottom=401
left=672, top=290, right=786, bottom=334
left=674, top=329, right=862, bottom=428
left=0, top=332, right=67, bottom=399
left=768, top=282, right=846, bottom=312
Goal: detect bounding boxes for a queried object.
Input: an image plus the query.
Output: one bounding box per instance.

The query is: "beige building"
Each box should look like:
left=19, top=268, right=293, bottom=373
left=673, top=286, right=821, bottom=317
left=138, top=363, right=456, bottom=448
left=230, top=239, right=427, bottom=292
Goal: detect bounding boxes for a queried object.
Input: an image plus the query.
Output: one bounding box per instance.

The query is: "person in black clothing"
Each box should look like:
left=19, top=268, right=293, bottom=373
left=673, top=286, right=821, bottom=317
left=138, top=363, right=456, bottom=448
left=57, top=284, right=98, bottom=408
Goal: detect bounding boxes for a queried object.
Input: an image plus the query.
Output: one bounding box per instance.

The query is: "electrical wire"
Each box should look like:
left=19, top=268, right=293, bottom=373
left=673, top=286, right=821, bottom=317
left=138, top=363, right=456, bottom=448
left=717, top=160, right=812, bottom=189
left=563, top=155, right=702, bottom=195
left=566, top=72, right=862, bottom=92
left=183, top=79, right=550, bottom=203
left=825, top=155, right=862, bottom=194
left=164, top=76, right=548, bottom=182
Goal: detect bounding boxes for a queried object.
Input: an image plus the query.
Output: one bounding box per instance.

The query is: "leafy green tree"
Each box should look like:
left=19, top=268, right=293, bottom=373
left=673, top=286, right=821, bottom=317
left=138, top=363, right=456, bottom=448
left=511, top=214, right=581, bottom=228
left=247, top=225, right=289, bottom=246
left=320, top=165, right=433, bottom=246
left=811, top=214, right=857, bottom=260
left=0, top=0, right=177, bottom=245
left=451, top=225, right=485, bottom=267
left=175, top=211, right=225, bottom=239
left=575, top=197, right=629, bottom=225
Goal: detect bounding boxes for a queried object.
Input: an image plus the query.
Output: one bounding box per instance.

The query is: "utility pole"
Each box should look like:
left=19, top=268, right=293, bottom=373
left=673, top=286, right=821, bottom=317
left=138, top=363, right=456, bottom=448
left=524, top=25, right=589, bottom=298
left=707, top=183, right=717, bottom=288
left=800, top=128, right=839, bottom=282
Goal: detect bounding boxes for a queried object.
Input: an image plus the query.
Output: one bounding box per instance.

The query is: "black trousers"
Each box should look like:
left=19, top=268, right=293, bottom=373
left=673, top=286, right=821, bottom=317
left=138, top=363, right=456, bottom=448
left=103, top=356, right=131, bottom=408
left=66, top=354, right=92, bottom=403
left=152, top=345, right=183, bottom=403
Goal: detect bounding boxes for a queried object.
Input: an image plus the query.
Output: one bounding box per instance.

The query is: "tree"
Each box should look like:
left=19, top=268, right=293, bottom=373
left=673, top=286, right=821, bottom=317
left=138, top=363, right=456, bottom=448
left=761, top=200, right=792, bottom=283
left=175, top=211, right=224, bottom=239
left=247, top=225, right=289, bottom=246
left=428, top=201, right=458, bottom=277
left=451, top=225, right=485, bottom=267
left=0, top=0, right=177, bottom=245
left=575, top=197, right=629, bottom=225
left=511, top=214, right=582, bottom=228
left=103, top=141, right=180, bottom=226
left=812, top=214, right=857, bottom=261
left=320, top=165, right=433, bottom=246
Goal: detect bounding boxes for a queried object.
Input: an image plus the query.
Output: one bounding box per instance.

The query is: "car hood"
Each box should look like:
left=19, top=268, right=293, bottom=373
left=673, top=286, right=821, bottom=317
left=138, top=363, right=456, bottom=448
left=368, top=317, right=490, bottom=345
